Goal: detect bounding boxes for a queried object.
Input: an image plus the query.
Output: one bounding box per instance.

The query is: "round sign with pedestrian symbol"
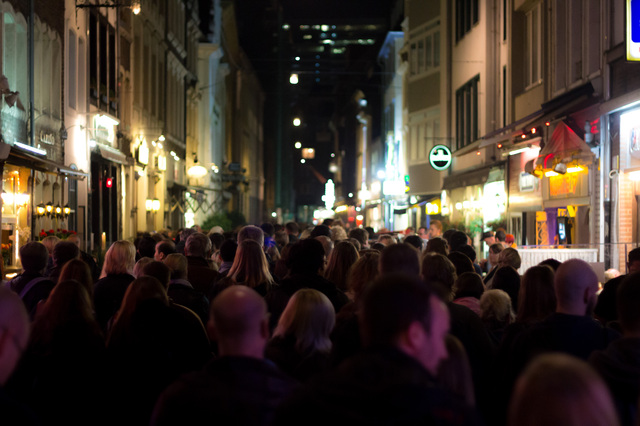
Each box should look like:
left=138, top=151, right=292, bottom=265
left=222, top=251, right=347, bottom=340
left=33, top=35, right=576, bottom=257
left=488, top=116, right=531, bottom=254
left=429, top=145, right=452, bottom=171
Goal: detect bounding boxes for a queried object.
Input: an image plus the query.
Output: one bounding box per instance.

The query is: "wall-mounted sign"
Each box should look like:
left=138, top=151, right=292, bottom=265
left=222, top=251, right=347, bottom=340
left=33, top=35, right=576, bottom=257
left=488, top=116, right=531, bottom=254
left=627, top=0, right=640, bottom=61
left=429, top=145, right=452, bottom=171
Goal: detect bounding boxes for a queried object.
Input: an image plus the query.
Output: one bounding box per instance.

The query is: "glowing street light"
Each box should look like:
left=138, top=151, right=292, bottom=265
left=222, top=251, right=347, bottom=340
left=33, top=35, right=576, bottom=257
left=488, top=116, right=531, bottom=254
left=294, top=141, right=302, bottom=149
left=293, top=117, right=301, bottom=127
left=290, top=73, right=299, bottom=84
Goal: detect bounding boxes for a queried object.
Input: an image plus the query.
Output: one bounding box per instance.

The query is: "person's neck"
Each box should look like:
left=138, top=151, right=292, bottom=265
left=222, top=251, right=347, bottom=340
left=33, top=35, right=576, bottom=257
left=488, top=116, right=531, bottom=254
left=556, top=306, right=586, bottom=316
left=218, top=343, right=264, bottom=359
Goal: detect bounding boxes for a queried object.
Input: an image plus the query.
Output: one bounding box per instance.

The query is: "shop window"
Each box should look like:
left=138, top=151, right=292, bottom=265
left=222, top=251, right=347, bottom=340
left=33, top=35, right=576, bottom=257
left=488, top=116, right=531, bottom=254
left=455, top=75, right=480, bottom=150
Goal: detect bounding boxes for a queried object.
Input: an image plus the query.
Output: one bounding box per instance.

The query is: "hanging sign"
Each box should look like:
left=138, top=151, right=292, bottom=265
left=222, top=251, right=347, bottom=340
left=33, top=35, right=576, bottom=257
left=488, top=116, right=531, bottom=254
left=429, top=145, right=452, bottom=171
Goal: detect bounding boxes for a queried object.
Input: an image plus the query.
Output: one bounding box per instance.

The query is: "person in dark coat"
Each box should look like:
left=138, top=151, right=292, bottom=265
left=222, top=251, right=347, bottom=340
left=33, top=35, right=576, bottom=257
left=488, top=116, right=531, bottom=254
left=267, top=238, right=348, bottom=329
left=93, top=240, right=136, bottom=332
left=8, top=241, right=55, bottom=320
left=594, top=247, right=640, bottom=325
left=48, top=241, right=79, bottom=283
left=273, top=274, right=479, bottom=425
left=184, top=233, right=218, bottom=299
left=163, top=253, right=209, bottom=325
left=590, top=272, right=640, bottom=426
left=151, top=286, right=297, bottom=426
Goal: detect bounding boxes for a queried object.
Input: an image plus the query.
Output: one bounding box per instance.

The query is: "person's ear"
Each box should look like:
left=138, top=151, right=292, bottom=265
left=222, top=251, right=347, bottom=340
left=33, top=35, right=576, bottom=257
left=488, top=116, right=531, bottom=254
left=406, top=320, right=426, bottom=351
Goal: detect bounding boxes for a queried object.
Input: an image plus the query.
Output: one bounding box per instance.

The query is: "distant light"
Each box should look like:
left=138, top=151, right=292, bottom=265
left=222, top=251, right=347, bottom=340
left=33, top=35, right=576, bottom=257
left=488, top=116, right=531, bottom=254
left=521, top=134, right=527, bottom=139
left=348, top=192, right=353, bottom=197
left=476, top=151, right=481, bottom=155
left=158, top=135, right=165, bottom=142
left=331, top=152, right=335, bottom=157
left=377, top=170, right=386, bottom=179
left=131, top=1, right=141, bottom=14
left=293, top=118, right=301, bottom=127
left=289, top=73, right=299, bottom=84
left=300, top=159, right=306, bottom=164
left=303, top=34, right=312, bottom=40
left=271, top=211, right=277, bottom=218
left=295, top=56, right=301, bottom=61
left=359, top=98, right=367, bottom=107
left=321, top=24, right=329, bottom=31
left=315, top=63, right=320, bottom=67
left=295, top=141, right=302, bottom=149
left=282, top=24, right=290, bottom=30
left=545, top=121, right=551, bottom=126
left=531, top=127, right=537, bottom=134
left=322, top=40, right=334, bottom=45
left=157, top=143, right=163, bottom=150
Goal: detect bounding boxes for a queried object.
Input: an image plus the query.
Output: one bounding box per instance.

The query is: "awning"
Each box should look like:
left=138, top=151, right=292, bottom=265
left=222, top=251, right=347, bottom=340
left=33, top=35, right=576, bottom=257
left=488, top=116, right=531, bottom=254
left=96, top=144, right=130, bottom=165
left=8, top=146, right=89, bottom=179
left=443, top=162, right=505, bottom=190
left=479, top=109, right=545, bottom=147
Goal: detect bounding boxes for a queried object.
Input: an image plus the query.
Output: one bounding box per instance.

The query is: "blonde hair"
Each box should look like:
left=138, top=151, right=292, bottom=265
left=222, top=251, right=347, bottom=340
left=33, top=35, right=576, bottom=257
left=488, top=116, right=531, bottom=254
left=100, top=240, right=136, bottom=278
left=330, top=226, right=348, bottom=242
left=273, top=289, right=335, bottom=354
left=41, top=235, right=60, bottom=254
left=480, top=289, right=515, bottom=326
left=228, top=240, right=274, bottom=289
left=509, top=353, right=619, bottom=426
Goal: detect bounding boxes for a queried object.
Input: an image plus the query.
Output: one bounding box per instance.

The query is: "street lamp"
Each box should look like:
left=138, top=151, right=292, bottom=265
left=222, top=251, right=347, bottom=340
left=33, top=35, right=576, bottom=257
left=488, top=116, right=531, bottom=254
left=293, top=117, right=301, bottom=127
left=75, top=0, right=141, bottom=14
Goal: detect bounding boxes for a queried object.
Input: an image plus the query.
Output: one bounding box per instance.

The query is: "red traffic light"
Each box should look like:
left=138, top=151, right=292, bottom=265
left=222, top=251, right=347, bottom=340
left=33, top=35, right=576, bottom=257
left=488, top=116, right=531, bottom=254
left=106, top=177, right=113, bottom=188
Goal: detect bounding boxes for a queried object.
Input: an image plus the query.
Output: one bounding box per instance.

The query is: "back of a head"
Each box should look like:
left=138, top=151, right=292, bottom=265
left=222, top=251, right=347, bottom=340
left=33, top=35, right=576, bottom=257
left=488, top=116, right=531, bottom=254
left=449, top=231, right=468, bottom=252
left=447, top=251, right=474, bottom=276
left=133, top=257, right=154, bottom=278
left=628, top=247, right=640, bottom=266
left=260, top=222, right=275, bottom=237
left=211, top=285, right=267, bottom=345
left=35, top=280, right=96, bottom=335
left=422, top=253, right=457, bottom=300
left=137, top=236, right=157, bottom=259
left=52, top=241, right=80, bottom=268
left=185, top=232, right=212, bottom=258
left=286, top=238, right=325, bottom=275
left=454, top=272, right=484, bottom=300
left=142, top=261, right=171, bottom=289
left=493, top=266, right=521, bottom=311
left=102, top=240, right=136, bottom=277
left=310, top=224, right=331, bottom=238
left=425, top=237, right=448, bottom=256
left=116, top=276, right=168, bottom=327
left=19, top=241, right=49, bottom=272
left=59, top=258, right=93, bottom=296
left=156, top=240, right=176, bottom=258
left=219, top=239, right=238, bottom=263
left=360, top=273, right=432, bottom=348
left=379, top=243, right=420, bottom=276
left=285, top=221, right=300, bottom=235
left=554, top=259, right=598, bottom=310
left=455, top=244, right=477, bottom=262
left=330, top=226, right=348, bottom=242
left=442, top=229, right=457, bottom=247
left=0, top=287, right=30, bottom=384
left=495, top=229, right=506, bottom=242
left=274, top=288, right=335, bottom=354
left=404, top=235, right=423, bottom=251
left=229, top=239, right=272, bottom=287
left=315, top=235, right=334, bottom=260
left=479, top=289, right=514, bottom=326
left=508, top=353, right=619, bottom=426
left=41, top=235, right=60, bottom=254
left=325, top=241, right=359, bottom=291
left=163, top=253, right=188, bottom=280
left=348, top=251, right=380, bottom=301
left=518, top=265, right=556, bottom=323
left=274, top=230, right=289, bottom=248
left=348, top=228, right=369, bottom=246
left=209, top=233, right=225, bottom=252
left=499, top=247, right=522, bottom=270
left=617, top=272, right=640, bottom=334
left=538, top=258, right=561, bottom=272
left=237, top=225, right=265, bottom=247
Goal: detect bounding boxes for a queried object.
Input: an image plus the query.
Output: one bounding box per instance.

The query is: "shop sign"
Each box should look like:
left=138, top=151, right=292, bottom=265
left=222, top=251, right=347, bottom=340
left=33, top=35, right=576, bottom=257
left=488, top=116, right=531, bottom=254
left=549, top=173, right=579, bottom=197
left=93, top=114, right=119, bottom=146
left=429, top=145, right=452, bottom=171
left=39, top=131, right=56, bottom=145
left=519, top=172, right=536, bottom=192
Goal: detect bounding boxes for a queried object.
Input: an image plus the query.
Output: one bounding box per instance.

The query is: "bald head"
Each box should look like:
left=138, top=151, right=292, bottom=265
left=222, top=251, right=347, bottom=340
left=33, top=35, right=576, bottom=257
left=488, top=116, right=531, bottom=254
left=0, top=287, right=30, bottom=385
left=210, top=286, right=269, bottom=357
left=554, top=259, right=598, bottom=315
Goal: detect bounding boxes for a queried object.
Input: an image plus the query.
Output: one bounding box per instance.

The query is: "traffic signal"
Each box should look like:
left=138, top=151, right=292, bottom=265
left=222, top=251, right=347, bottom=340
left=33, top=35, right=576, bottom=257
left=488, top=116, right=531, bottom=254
left=105, top=177, right=113, bottom=188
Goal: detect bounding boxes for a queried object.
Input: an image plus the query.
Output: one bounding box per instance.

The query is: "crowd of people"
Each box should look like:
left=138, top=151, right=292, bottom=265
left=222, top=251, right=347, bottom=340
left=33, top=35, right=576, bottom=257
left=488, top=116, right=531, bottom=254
left=0, top=219, right=636, bottom=425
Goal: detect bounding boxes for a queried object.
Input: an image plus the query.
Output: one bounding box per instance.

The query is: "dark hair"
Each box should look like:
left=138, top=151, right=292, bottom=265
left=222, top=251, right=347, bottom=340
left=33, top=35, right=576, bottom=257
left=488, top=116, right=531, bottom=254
left=380, top=244, right=420, bottom=276
left=285, top=222, right=300, bottom=234
left=517, top=265, right=556, bottom=323
left=618, top=273, right=640, bottom=332
left=442, top=229, right=457, bottom=247
left=449, top=231, right=469, bottom=252
left=219, top=239, right=238, bottom=263
left=538, top=258, right=561, bottom=272
left=137, top=236, right=157, bottom=259
left=59, top=258, right=93, bottom=297
left=493, top=266, right=521, bottom=313
left=141, top=261, right=171, bottom=289
left=404, top=235, right=423, bottom=251
left=361, top=273, right=433, bottom=348
left=422, top=253, right=457, bottom=301
left=260, top=222, right=275, bottom=237
left=287, top=238, right=325, bottom=274
left=455, top=244, right=477, bottom=262
left=426, top=237, right=448, bottom=256
left=371, top=242, right=386, bottom=251
left=495, top=229, right=506, bottom=242
left=454, top=272, right=484, bottom=300
left=209, top=233, right=225, bottom=252
left=19, top=242, right=49, bottom=271
left=310, top=225, right=331, bottom=238
left=53, top=241, right=80, bottom=268
left=348, top=228, right=369, bottom=246
left=325, top=241, right=359, bottom=292
left=156, top=241, right=176, bottom=258
left=447, top=251, right=474, bottom=276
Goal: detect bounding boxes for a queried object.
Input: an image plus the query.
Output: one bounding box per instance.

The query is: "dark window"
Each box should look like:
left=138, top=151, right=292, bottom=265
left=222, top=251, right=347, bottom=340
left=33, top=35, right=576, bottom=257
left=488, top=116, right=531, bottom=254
left=455, top=75, right=480, bottom=150
left=89, top=13, right=98, bottom=105
left=456, top=0, right=479, bottom=42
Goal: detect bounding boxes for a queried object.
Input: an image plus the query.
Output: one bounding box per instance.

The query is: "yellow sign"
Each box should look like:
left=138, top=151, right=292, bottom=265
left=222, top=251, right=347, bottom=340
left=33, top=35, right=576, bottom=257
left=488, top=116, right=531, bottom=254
left=549, top=173, right=579, bottom=197
left=426, top=200, right=441, bottom=215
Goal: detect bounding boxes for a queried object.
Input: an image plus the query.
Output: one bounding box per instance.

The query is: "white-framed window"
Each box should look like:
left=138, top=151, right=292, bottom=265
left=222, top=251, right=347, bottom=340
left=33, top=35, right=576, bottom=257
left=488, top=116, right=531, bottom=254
left=409, top=26, right=440, bottom=78
left=524, top=3, right=542, bottom=88
left=408, top=109, right=441, bottom=165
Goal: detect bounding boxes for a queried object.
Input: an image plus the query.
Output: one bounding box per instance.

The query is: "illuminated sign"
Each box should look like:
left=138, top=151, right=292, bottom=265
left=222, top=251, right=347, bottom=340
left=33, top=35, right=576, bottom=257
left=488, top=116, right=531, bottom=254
left=426, top=199, right=441, bottom=215
left=429, top=145, right=452, bottom=171
left=628, top=0, right=640, bottom=61
left=93, top=114, right=119, bottom=145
